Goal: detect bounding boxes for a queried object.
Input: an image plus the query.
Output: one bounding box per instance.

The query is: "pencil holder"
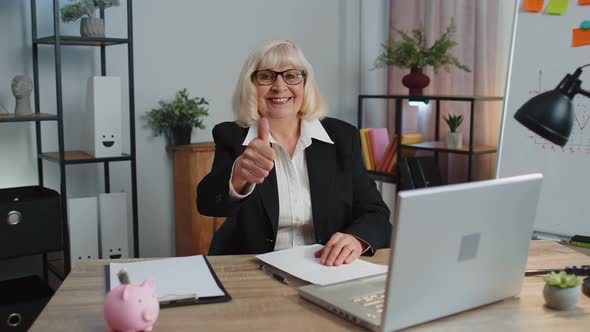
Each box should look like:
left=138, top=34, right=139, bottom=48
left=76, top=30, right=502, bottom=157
left=104, top=279, right=160, bottom=332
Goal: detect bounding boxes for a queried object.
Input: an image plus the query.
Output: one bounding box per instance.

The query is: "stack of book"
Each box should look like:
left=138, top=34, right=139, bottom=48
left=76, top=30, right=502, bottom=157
left=359, top=128, right=423, bottom=173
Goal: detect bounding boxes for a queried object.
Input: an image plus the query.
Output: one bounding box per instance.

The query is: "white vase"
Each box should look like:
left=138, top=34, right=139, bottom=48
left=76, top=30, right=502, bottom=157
left=543, top=285, right=580, bottom=310
left=80, top=17, right=105, bottom=37
left=445, top=132, right=462, bottom=148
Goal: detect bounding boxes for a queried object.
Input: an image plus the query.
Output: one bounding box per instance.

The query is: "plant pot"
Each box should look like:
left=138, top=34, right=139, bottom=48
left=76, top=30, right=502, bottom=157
left=402, top=67, right=430, bottom=96
left=80, top=17, right=105, bottom=37
left=445, top=132, right=462, bottom=148
left=543, top=284, right=580, bottom=310
left=172, top=127, right=193, bottom=146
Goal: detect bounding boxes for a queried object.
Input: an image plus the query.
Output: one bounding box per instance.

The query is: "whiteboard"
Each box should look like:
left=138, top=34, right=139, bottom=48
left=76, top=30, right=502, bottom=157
left=498, top=0, right=590, bottom=237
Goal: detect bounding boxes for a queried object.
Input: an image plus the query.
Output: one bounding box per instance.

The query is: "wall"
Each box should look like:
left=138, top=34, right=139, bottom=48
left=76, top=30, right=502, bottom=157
left=1, top=0, right=389, bottom=268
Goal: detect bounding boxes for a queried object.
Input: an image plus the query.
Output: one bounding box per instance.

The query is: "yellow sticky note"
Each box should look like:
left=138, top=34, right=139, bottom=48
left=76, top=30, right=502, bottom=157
left=545, top=0, right=569, bottom=14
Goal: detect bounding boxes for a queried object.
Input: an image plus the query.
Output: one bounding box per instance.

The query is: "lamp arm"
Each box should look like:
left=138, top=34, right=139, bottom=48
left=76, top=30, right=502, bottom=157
left=577, top=88, right=590, bottom=99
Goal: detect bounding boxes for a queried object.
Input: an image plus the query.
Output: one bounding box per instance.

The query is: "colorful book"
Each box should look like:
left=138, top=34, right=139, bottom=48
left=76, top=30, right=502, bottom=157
left=363, top=129, right=376, bottom=169
left=379, top=136, right=398, bottom=172
left=400, top=133, right=424, bottom=158
left=359, top=128, right=372, bottom=170
left=368, top=128, right=390, bottom=170
left=380, top=133, right=425, bottom=173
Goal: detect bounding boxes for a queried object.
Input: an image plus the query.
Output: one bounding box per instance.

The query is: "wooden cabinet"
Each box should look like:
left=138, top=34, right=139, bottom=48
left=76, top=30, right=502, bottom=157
left=172, top=142, right=224, bottom=256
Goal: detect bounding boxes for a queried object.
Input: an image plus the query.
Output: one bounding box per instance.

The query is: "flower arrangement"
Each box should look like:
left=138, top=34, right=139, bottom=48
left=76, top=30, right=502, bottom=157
left=373, top=19, right=471, bottom=73
left=443, top=114, right=464, bottom=133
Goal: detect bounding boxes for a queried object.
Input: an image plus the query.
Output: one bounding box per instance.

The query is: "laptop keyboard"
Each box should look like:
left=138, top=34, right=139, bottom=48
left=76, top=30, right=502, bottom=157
left=352, top=290, right=385, bottom=318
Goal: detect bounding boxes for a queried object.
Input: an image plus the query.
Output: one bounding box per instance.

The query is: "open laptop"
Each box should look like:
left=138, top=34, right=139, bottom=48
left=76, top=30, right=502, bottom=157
left=299, top=174, right=543, bottom=331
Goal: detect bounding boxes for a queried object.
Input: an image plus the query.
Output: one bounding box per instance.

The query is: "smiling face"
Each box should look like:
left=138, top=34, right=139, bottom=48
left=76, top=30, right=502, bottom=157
left=100, top=133, right=116, bottom=148
left=254, top=65, right=305, bottom=122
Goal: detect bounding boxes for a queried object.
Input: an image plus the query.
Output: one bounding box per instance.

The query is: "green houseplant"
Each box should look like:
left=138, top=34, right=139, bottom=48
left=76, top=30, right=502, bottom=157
left=145, top=89, right=209, bottom=146
left=443, top=113, right=463, bottom=148
left=543, top=271, right=581, bottom=310
left=61, top=0, right=120, bottom=37
left=374, top=19, right=471, bottom=96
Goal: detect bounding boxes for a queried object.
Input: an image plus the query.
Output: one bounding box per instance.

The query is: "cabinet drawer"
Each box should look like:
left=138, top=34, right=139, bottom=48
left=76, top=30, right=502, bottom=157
left=0, top=275, right=53, bottom=331
left=0, top=186, right=62, bottom=259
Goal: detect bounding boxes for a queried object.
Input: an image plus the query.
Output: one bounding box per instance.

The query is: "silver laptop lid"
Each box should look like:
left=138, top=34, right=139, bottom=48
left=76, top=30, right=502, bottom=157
left=382, top=174, right=543, bottom=331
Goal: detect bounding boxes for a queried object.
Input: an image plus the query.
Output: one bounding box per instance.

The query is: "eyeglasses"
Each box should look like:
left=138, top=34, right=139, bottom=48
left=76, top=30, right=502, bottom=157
left=251, top=69, right=306, bottom=86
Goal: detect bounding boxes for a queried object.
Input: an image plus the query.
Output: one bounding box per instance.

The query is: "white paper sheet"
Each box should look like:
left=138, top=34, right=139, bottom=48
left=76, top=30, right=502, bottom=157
left=256, top=244, right=388, bottom=286
left=109, top=255, right=224, bottom=300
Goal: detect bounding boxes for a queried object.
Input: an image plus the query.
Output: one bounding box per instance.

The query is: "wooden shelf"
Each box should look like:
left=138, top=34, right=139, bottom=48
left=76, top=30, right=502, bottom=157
left=35, top=36, right=128, bottom=46
left=40, top=151, right=132, bottom=164
left=401, top=141, right=497, bottom=155
left=0, top=113, right=58, bottom=123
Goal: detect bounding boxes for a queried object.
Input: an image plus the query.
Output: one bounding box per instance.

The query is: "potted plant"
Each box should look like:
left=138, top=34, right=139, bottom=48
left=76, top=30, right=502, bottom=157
left=61, top=0, right=120, bottom=37
left=543, top=271, right=581, bottom=310
left=145, top=88, right=209, bottom=146
left=443, top=113, right=463, bottom=148
left=373, top=19, right=471, bottom=96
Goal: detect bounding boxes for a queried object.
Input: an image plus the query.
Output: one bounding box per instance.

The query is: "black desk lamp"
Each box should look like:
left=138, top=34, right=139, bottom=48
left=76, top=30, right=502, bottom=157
left=514, top=65, right=590, bottom=146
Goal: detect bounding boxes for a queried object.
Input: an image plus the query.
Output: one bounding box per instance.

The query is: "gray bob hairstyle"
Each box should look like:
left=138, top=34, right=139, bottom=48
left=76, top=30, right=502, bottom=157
left=232, top=40, right=328, bottom=127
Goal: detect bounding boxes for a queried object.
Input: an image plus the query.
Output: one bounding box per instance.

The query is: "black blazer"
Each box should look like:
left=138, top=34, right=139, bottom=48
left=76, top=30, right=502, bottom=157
left=197, top=117, right=391, bottom=255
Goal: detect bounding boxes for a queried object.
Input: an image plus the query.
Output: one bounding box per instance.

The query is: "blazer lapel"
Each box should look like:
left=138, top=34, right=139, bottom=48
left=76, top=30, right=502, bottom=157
left=306, top=135, right=336, bottom=244
left=237, top=126, right=279, bottom=236
left=258, top=165, right=279, bottom=237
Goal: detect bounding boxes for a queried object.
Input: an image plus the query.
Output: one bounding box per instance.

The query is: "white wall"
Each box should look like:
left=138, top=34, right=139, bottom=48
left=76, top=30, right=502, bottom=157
left=1, top=0, right=393, bottom=264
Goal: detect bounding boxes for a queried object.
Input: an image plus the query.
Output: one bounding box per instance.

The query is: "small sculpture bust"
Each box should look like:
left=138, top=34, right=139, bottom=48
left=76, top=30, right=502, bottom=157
left=11, top=75, right=33, bottom=115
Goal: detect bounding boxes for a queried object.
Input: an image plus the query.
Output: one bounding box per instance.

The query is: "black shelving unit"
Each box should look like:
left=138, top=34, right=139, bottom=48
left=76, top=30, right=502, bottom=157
left=16, top=0, right=139, bottom=278
left=358, top=94, right=503, bottom=184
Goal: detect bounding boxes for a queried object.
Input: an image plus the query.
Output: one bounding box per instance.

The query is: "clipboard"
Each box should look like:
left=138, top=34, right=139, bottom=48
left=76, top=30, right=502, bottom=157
left=104, top=256, right=231, bottom=308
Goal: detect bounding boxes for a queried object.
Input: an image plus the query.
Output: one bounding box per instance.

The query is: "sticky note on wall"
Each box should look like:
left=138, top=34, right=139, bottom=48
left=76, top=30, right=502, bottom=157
left=545, top=0, right=569, bottom=14
left=573, top=28, right=590, bottom=46
left=524, top=0, right=544, bottom=12
left=579, top=0, right=590, bottom=5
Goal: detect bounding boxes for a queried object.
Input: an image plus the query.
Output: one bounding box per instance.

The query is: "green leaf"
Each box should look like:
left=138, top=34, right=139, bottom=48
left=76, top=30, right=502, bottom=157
left=545, top=271, right=581, bottom=288
left=443, top=113, right=463, bottom=132
left=61, top=0, right=119, bottom=22
left=372, top=18, right=471, bottom=73
left=144, top=89, right=209, bottom=139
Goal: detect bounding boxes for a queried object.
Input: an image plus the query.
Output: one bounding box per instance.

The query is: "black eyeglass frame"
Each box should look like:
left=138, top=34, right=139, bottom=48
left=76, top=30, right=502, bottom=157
left=251, top=69, right=306, bottom=86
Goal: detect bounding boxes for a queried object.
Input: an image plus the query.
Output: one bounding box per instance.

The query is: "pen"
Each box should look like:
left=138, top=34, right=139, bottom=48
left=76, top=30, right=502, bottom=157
left=525, top=265, right=590, bottom=276
left=159, top=293, right=199, bottom=306
left=259, top=265, right=289, bottom=285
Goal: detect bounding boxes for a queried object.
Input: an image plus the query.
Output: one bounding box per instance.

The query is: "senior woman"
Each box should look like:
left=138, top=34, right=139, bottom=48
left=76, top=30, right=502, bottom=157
left=197, top=40, right=391, bottom=266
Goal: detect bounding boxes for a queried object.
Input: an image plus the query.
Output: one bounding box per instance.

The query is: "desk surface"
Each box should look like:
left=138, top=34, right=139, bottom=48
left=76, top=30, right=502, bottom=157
left=32, top=241, right=590, bottom=331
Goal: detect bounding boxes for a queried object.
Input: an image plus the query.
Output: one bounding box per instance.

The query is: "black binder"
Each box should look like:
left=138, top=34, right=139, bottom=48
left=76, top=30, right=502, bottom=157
left=104, top=256, right=231, bottom=308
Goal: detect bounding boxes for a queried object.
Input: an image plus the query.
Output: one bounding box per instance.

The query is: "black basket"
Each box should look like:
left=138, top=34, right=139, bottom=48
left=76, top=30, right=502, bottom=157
left=0, top=275, right=54, bottom=331
left=0, top=186, right=62, bottom=259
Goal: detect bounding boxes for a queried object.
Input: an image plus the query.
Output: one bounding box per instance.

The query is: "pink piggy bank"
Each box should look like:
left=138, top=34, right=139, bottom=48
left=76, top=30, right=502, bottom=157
left=104, top=279, right=160, bottom=332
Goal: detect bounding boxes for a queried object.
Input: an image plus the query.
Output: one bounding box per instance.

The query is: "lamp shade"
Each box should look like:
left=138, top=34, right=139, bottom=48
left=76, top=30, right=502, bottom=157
left=513, top=89, right=573, bottom=147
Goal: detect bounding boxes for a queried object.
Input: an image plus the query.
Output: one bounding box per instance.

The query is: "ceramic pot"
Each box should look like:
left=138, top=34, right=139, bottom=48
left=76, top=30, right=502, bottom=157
left=401, top=67, right=430, bottom=96
left=80, top=17, right=105, bottom=37
left=173, top=126, right=192, bottom=146
left=543, top=285, right=580, bottom=310
left=445, top=132, right=462, bottom=149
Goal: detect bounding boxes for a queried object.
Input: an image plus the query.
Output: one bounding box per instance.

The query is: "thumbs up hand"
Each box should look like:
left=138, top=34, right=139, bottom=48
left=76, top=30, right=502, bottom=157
left=231, top=118, right=276, bottom=193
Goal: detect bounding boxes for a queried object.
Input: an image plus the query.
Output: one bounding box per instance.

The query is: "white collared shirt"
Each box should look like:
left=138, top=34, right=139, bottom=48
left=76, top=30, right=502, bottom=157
left=228, top=118, right=334, bottom=251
